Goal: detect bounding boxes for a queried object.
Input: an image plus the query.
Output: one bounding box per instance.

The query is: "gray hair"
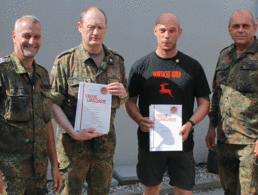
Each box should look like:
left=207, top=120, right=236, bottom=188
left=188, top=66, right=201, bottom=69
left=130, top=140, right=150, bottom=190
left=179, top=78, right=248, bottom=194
left=14, top=15, right=41, bottom=32
left=229, top=9, right=256, bottom=27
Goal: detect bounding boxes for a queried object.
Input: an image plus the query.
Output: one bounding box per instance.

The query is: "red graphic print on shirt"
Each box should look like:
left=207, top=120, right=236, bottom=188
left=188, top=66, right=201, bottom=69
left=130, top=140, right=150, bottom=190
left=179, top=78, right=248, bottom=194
left=153, top=71, right=181, bottom=78
left=159, top=83, right=173, bottom=97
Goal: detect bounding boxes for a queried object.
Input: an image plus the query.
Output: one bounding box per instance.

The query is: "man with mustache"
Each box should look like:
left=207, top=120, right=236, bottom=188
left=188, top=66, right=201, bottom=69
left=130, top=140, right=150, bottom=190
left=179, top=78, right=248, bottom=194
left=0, top=15, right=62, bottom=194
left=125, top=13, right=210, bottom=195
left=206, top=9, right=258, bottom=194
left=50, top=6, right=127, bottom=195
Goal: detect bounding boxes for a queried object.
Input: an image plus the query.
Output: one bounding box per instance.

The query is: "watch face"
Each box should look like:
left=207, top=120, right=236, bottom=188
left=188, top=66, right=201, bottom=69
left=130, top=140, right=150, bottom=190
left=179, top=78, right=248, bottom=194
left=121, top=94, right=128, bottom=100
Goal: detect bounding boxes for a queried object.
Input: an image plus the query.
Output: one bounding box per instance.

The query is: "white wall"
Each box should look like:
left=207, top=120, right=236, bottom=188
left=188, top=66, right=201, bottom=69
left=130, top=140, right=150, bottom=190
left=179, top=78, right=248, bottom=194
left=0, top=0, right=257, bottom=169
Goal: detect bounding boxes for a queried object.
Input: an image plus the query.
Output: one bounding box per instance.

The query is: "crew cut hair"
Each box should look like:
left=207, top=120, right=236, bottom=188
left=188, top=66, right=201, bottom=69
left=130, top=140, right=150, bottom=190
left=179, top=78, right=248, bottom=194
left=14, top=15, right=41, bottom=32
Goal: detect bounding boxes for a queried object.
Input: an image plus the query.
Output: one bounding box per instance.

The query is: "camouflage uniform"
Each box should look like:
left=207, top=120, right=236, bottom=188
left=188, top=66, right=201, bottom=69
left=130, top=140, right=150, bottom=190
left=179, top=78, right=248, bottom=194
left=0, top=53, right=53, bottom=194
left=209, top=38, right=258, bottom=195
left=50, top=43, right=127, bottom=195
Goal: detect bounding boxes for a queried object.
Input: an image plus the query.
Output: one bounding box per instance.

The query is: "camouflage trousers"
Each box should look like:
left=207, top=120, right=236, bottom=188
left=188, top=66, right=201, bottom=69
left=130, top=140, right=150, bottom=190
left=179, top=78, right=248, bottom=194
left=57, top=154, right=113, bottom=195
left=216, top=142, right=258, bottom=195
left=2, top=176, right=47, bottom=195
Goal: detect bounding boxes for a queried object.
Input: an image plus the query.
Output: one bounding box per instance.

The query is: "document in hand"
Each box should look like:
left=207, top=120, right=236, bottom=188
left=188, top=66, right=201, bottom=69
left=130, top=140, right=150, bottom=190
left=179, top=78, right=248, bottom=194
left=149, top=105, right=182, bottom=151
left=74, top=82, right=112, bottom=134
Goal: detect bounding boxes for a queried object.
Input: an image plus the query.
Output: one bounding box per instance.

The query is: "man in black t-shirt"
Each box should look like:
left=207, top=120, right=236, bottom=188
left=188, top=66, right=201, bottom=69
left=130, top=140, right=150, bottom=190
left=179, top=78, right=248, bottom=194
left=125, top=13, right=211, bottom=195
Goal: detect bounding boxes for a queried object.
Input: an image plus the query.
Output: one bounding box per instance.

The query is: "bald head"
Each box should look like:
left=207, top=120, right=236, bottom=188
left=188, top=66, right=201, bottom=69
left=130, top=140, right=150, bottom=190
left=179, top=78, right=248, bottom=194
left=229, top=9, right=255, bottom=27
left=80, top=6, right=107, bottom=25
left=156, top=13, right=180, bottom=28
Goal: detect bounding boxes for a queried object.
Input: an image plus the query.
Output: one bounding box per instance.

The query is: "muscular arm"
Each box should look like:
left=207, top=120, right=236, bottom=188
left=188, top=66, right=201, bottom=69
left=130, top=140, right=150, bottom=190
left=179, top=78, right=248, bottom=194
left=189, top=96, right=210, bottom=125
left=52, top=103, right=74, bottom=136
left=52, top=103, right=103, bottom=140
left=179, top=96, right=210, bottom=142
left=46, top=121, right=62, bottom=193
left=124, top=96, right=153, bottom=132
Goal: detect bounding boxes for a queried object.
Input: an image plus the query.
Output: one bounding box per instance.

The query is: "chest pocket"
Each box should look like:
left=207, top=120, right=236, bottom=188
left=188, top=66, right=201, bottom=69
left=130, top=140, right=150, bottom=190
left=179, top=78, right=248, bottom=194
left=5, top=88, right=31, bottom=121
left=215, top=63, right=230, bottom=87
left=236, top=60, right=258, bottom=92
left=67, top=78, right=82, bottom=105
left=67, top=78, right=92, bottom=105
left=106, top=65, right=122, bottom=84
left=64, top=78, right=91, bottom=126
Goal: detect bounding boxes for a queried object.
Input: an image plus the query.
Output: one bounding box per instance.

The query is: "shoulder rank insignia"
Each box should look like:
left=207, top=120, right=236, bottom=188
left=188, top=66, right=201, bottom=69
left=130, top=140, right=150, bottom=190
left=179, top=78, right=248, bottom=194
left=110, top=49, right=124, bottom=61
left=57, top=48, right=75, bottom=59
left=220, top=44, right=234, bottom=53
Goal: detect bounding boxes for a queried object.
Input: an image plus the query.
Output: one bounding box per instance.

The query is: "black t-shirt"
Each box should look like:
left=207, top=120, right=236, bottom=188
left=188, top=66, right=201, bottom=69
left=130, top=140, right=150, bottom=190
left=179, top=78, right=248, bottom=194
left=128, top=51, right=211, bottom=152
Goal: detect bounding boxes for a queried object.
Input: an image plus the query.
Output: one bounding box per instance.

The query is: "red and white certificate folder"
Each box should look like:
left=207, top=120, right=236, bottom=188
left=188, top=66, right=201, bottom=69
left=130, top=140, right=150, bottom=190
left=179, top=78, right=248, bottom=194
left=74, top=82, right=111, bottom=134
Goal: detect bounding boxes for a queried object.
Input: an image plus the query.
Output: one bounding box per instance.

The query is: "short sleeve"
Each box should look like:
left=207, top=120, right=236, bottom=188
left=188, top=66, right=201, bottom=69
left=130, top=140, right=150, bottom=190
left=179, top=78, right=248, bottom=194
left=194, top=64, right=211, bottom=98
left=128, top=63, right=141, bottom=97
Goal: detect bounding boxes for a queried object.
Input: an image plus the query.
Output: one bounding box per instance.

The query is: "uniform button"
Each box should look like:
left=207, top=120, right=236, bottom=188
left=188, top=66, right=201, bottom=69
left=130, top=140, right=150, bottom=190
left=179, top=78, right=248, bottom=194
left=26, top=138, right=30, bottom=142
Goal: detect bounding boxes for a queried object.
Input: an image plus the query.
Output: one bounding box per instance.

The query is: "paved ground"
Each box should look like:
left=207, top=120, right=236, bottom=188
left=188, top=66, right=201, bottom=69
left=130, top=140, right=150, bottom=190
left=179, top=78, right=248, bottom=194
left=193, top=187, right=224, bottom=195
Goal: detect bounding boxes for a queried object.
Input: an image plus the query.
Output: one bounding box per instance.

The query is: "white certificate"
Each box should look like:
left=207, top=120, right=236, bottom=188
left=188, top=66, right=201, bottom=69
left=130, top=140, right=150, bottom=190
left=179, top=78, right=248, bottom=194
left=74, top=82, right=111, bottom=134
left=149, top=105, right=182, bottom=151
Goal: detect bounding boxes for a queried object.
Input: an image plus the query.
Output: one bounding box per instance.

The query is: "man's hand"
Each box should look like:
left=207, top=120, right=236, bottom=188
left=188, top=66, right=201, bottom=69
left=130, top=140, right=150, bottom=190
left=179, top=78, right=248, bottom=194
left=205, top=126, right=216, bottom=151
left=107, top=82, right=126, bottom=99
left=179, top=122, right=192, bottom=142
left=72, top=128, right=104, bottom=141
left=255, top=140, right=258, bottom=158
left=51, top=166, right=62, bottom=193
left=139, top=117, right=154, bottom=132
left=0, top=172, right=3, bottom=194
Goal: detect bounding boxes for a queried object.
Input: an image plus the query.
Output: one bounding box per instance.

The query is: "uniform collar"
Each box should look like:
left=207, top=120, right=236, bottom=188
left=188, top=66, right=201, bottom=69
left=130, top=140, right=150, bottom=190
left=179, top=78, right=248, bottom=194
left=78, top=43, right=115, bottom=65
left=228, top=36, right=258, bottom=61
left=10, top=53, right=42, bottom=78
left=230, top=36, right=258, bottom=55
left=245, top=36, right=258, bottom=54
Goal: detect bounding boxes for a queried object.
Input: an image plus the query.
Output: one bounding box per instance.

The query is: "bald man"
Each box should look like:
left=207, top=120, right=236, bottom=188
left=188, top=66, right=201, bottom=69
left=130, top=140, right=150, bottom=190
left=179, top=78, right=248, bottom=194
left=125, top=13, right=210, bottom=195
left=206, top=9, right=258, bottom=194
left=50, top=6, right=127, bottom=195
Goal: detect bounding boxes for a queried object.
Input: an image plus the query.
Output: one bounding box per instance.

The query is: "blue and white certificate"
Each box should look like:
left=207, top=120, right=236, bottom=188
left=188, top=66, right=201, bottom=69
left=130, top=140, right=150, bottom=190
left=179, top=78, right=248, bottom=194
left=149, top=104, right=182, bottom=151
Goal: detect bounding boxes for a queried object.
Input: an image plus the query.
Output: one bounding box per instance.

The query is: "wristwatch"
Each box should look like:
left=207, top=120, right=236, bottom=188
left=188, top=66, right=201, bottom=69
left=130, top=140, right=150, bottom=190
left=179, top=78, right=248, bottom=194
left=121, top=93, right=128, bottom=101
left=187, top=120, right=195, bottom=129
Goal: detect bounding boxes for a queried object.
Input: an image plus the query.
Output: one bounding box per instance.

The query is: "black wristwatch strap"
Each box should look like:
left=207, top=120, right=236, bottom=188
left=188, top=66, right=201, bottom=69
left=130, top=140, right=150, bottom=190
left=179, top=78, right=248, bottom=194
left=187, top=120, right=195, bottom=129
